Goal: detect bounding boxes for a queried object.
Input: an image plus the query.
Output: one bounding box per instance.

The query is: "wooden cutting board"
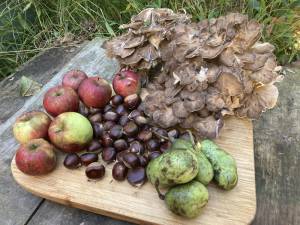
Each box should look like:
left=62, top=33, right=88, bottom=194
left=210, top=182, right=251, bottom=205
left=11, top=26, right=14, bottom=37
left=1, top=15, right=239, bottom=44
left=11, top=116, right=256, bottom=225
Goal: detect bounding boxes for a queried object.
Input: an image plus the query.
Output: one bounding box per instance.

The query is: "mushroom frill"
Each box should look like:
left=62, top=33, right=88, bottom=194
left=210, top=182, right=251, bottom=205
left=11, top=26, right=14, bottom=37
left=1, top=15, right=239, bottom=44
left=103, top=8, right=282, bottom=138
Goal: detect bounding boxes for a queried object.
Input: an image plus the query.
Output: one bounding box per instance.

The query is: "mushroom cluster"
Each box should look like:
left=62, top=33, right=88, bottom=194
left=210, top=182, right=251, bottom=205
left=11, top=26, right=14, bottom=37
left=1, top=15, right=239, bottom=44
left=104, top=8, right=282, bottom=138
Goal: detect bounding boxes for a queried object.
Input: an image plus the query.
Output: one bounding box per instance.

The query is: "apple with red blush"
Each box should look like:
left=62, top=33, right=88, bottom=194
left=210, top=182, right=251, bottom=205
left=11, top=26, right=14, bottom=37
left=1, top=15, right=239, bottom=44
left=43, top=86, right=79, bottom=117
left=62, top=70, right=88, bottom=91
left=78, top=76, right=112, bottom=108
left=112, top=69, right=140, bottom=97
left=15, top=138, right=56, bottom=175
left=13, top=111, right=51, bottom=144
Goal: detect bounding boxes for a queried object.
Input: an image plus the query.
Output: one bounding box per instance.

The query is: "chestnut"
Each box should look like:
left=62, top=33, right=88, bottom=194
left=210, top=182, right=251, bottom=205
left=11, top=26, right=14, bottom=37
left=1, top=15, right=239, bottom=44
left=112, top=162, right=128, bottom=181
left=123, top=121, right=139, bottom=137
left=146, top=139, right=160, bottom=151
left=134, top=116, right=148, bottom=126
left=124, top=94, right=140, bottom=110
left=129, top=141, right=144, bottom=155
left=102, top=147, right=117, bottom=163
left=168, top=129, right=180, bottom=139
left=128, top=110, right=141, bottom=120
left=127, top=167, right=146, bottom=187
left=113, top=139, right=128, bottom=152
left=78, top=102, right=89, bottom=117
left=80, top=153, right=98, bottom=166
left=109, top=125, right=123, bottom=139
left=85, top=162, right=105, bottom=179
left=103, top=111, right=119, bottom=122
left=154, top=128, right=168, bottom=141
left=87, top=140, right=102, bottom=153
left=103, top=104, right=113, bottom=113
left=137, top=130, right=152, bottom=142
left=122, top=152, right=140, bottom=168
left=103, top=121, right=115, bottom=131
left=92, top=123, right=104, bottom=138
left=89, top=107, right=102, bottom=115
left=148, top=151, right=161, bottom=161
left=111, top=95, right=124, bottom=106
left=89, top=113, right=102, bottom=123
left=64, top=153, right=81, bottom=169
left=118, top=115, right=130, bottom=126
left=137, top=103, right=145, bottom=112
left=138, top=155, right=148, bottom=167
left=160, top=141, right=171, bottom=153
left=116, top=149, right=130, bottom=162
left=101, top=133, right=114, bottom=147
left=115, top=105, right=128, bottom=116
left=126, top=136, right=136, bottom=143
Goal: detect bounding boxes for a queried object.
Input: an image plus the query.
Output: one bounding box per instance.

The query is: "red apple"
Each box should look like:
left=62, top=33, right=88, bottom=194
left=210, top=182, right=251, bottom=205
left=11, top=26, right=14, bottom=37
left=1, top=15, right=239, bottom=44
left=78, top=76, right=112, bottom=108
left=112, top=69, right=140, bottom=97
left=13, top=111, right=51, bottom=144
left=48, top=112, right=93, bottom=152
left=43, top=85, right=79, bottom=117
left=62, top=70, right=88, bottom=91
left=15, top=138, right=56, bottom=175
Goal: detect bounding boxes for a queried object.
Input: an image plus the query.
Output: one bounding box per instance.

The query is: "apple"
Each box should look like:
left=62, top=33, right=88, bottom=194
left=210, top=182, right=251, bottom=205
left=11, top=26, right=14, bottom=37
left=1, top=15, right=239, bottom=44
left=43, top=85, right=79, bottom=117
left=112, top=69, right=140, bottom=97
left=48, top=112, right=93, bottom=152
left=13, top=111, right=51, bottom=144
left=62, top=70, right=88, bottom=91
left=15, top=138, right=56, bottom=175
left=78, top=76, right=112, bottom=108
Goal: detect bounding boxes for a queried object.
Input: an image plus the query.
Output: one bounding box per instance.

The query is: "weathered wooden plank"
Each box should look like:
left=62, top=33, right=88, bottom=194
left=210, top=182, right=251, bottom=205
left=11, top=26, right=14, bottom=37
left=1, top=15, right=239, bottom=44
left=0, top=38, right=118, bottom=225
left=0, top=45, right=82, bottom=124
left=28, top=201, right=133, bottom=225
left=252, top=66, right=300, bottom=225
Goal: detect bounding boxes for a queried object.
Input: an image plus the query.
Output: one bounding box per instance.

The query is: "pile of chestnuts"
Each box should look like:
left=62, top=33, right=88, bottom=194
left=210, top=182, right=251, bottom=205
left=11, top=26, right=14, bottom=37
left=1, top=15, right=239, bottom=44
left=63, top=93, right=194, bottom=187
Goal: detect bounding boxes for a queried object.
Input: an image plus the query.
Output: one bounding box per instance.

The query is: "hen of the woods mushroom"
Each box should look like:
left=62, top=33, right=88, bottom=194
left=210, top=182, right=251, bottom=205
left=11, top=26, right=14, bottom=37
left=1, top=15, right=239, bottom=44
left=103, top=8, right=282, bottom=138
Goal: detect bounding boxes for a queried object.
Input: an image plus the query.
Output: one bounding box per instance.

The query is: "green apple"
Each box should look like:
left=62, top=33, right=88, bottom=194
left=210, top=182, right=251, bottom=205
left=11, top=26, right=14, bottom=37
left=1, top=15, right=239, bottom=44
left=48, top=112, right=93, bottom=152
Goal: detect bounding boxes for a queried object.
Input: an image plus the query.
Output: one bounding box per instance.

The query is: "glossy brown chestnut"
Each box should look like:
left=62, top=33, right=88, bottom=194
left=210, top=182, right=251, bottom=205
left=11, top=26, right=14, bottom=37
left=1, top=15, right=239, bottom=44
left=101, top=133, right=114, bottom=147
left=129, top=141, right=144, bottom=155
left=92, top=123, right=104, bottom=138
left=103, top=104, right=113, bottom=113
left=63, top=153, right=81, bottom=169
left=89, top=107, right=102, bottom=115
left=118, top=115, right=129, bottom=126
left=80, top=153, right=98, bottom=166
left=137, top=130, right=152, bottom=142
left=123, top=121, right=138, bottom=137
left=134, top=116, right=148, bottom=126
left=89, top=113, right=102, bottom=123
left=138, top=155, right=148, bottom=167
left=124, top=94, right=140, bottom=110
left=103, top=111, right=119, bottom=122
left=113, top=139, right=128, bottom=152
left=115, top=105, right=128, bottom=116
left=128, top=110, right=141, bottom=120
left=148, top=151, right=161, bottom=161
left=112, top=162, right=128, bottom=181
left=109, top=125, right=123, bottom=139
left=87, top=140, right=102, bottom=152
left=127, top=167, right=146, bottom=187
left=111, top=95, right=124, bottom=106
left=116, top=149, right=130, bottom=162
left=146, top=139, right=160, bottom=151
left=102, top=147, right=117, bottom=163
left=85, top=162, right=105, bottom=179
left=103, top=121, right=115, bottom=131
left=122, top=152, right=140, bottom=168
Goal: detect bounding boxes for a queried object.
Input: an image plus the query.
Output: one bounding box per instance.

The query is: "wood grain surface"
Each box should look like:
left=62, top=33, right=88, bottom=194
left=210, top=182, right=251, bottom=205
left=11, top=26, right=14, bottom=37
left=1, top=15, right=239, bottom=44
left=11, top=117, right=256, bottom=225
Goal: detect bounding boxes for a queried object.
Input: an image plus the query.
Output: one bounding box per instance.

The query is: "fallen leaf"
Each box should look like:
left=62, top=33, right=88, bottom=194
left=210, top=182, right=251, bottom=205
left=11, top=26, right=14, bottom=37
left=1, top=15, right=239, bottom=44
left=19, top=76, right=42, bottom=97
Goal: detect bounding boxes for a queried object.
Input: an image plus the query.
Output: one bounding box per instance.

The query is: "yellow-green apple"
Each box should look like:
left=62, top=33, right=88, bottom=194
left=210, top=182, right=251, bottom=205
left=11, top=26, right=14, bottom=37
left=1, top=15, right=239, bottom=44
left=48, top=112, right=93, bottom=152
left=15, top=138, right=56, bottom=175
left=62, top=70, right=88, bottom=91
left=43, top=85, right=79, bottom=117
left=78, top=76, right=112, bottom=108
left=13, top=111, right=51, bottom=144
left=112, top=69, right=140, bottom=97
